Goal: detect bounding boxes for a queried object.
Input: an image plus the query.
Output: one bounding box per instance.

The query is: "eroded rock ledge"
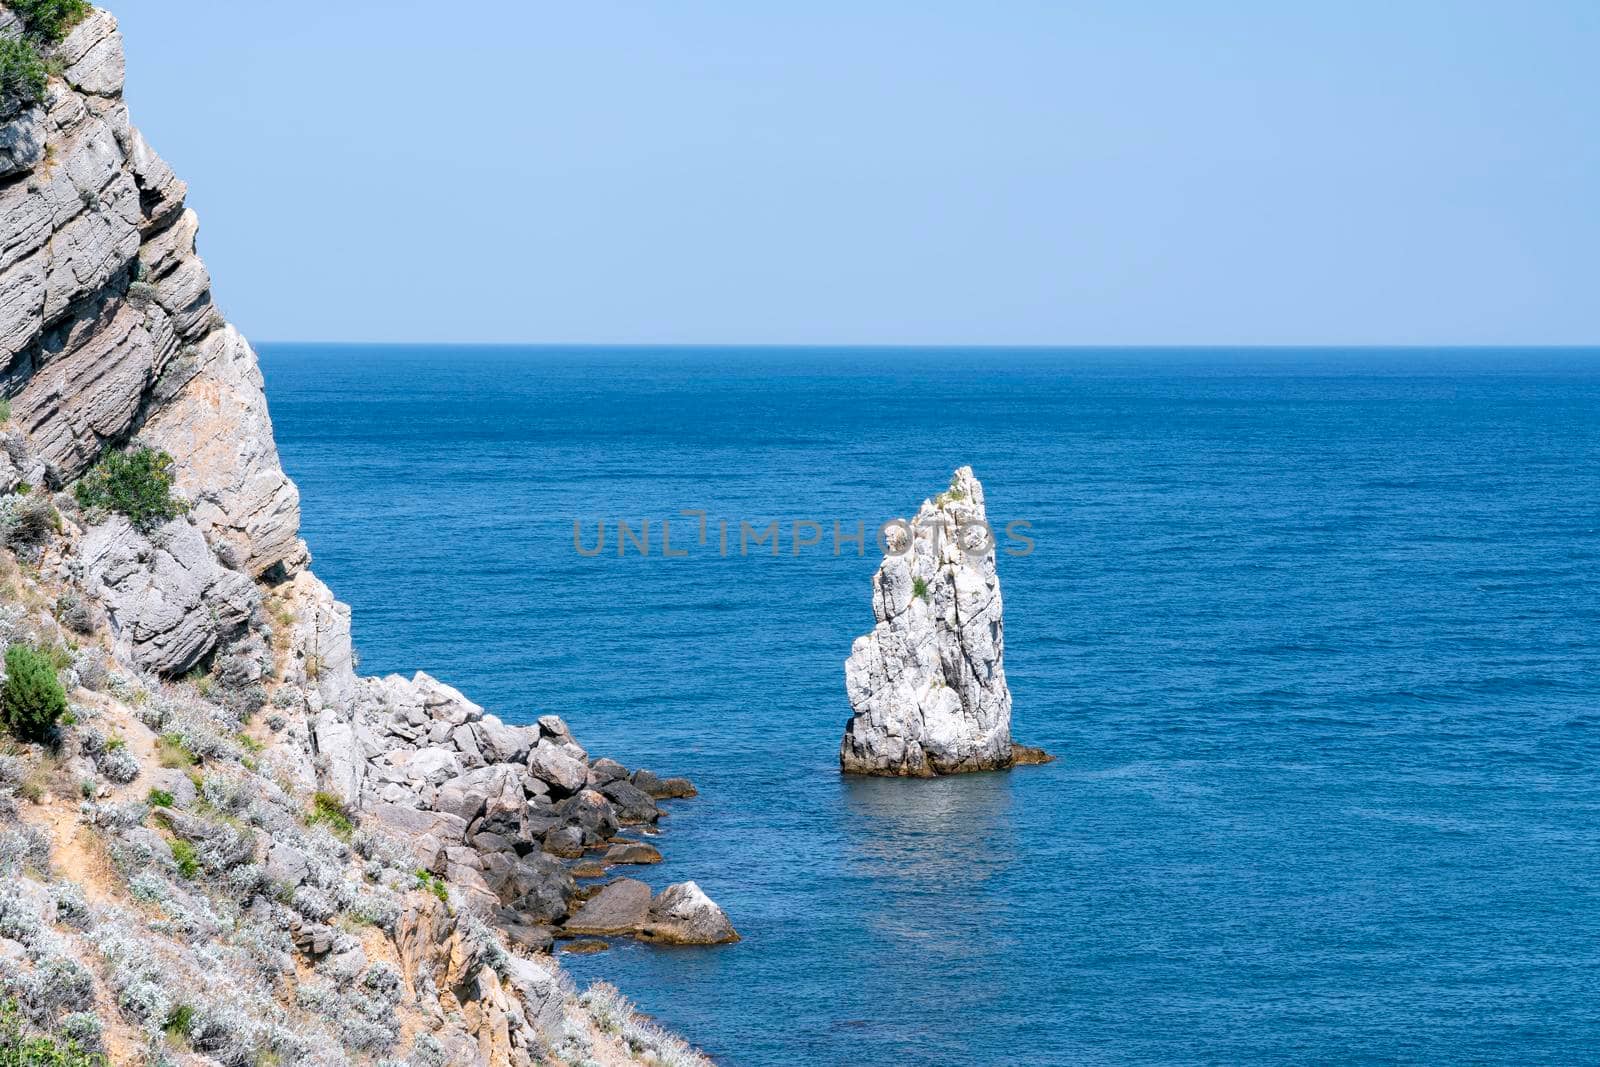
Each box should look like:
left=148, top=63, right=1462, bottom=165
left=840, top=466, right=1052, bottom=776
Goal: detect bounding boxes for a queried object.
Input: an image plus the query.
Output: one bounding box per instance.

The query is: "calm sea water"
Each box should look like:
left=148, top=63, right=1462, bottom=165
left=259, top=346, right=1600, bottom=1066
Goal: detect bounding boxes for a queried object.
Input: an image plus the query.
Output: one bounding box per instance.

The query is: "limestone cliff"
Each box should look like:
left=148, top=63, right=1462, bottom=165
left=0, top=6, right=729, bottom=1065
left=840, top=467, right=1050, bottom=776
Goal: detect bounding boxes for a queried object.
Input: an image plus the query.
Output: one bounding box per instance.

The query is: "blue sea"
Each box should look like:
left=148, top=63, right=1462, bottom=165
left=259, top=346, right=1600, bottom=1066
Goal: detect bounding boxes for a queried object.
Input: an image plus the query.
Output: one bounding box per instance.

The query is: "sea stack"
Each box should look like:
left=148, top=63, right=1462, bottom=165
left=841, top=467, right=1050, bottom=775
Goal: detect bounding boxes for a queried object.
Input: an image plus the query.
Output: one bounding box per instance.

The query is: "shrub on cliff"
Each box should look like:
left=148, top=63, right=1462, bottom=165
left=0, top=37, right=47, bottom=112
left=74, top=446, right=188, bottom=531
left=1, top=642, right=67, bottom=742
left=307, top=791, right=354, bottom=839
left=10, top=0, right=90, bottom=43
left=0, top=997, right=106, bottom=1067
left=1, top=493, right=60, bottom=550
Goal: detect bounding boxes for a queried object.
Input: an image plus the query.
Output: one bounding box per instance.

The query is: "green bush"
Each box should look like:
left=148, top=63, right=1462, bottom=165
left=0, top=997, right=106, bottom=1067
left=9, top=0, right=91, bottom=43
left=73, top=447, right=188, bottom=531
left=162, top=1003, right=193, bottom=1040
left=146, top=788, right=174, bottom=808
left=415, top=869, right=448, bottom=903
left=156, top=733, right=197, bottom=768
left=0, top=37, right=47, bottom=112
left=169, top=838, right=199, bottom=879
left=1, top=643, right=67, bottom=741
left=912, top=576, right=930, bottom=601
left=307, top=791, right=354, bottom=839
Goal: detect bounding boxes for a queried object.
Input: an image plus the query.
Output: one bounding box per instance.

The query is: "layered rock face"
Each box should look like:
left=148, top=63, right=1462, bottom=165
left=0, top=8, right=305, bottom=578
left=841, top=466, right=1045, bottom=775
left=0, top=7, right=732, bottom=1064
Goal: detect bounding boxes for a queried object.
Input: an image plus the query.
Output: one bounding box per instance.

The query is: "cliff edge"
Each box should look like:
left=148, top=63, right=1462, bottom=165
left=0, top=6, right=726, bottom=1065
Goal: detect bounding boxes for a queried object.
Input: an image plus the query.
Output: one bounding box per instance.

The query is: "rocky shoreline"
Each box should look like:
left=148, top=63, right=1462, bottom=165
left=327, top=666, right=738, bottom=955
left=0, top=5, right=732, bottom=1064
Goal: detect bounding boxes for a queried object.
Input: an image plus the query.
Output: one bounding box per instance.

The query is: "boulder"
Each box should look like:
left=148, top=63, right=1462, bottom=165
left=499, top=854, right=576, bottom=923
left=560, top=939, right=609, bottom=955
left=292, top=922, right=336, bottom=958
left=536, top=714, right=572, bottom=741
left=414, top=673, right=483, bottom=724
left=147, top=767, right=198, bottom=809
left=600, top=779, right=660, bottom=825
left=432, top=777, right=490, bottom=823
left=494, top=915, right=554, bottom=955
left=631, top=769, right=697, bottom=799
left=264, top=841, right=310, bottom=889
left=476, top=768, right=529, bottom=840
left=476, top=715, right=535, bottom=764
left=556, top=789, right=619, bottom=846
left=541, top=826, right=585, bottom=859
left=370, top=804, right=469, bottom=847
left=561, top=878, right=652, bottom=937
left=527, top=739, right=587, bottom=796
left=587, top=757, right=628, bottom=786
left=397, top=746, right=461, bottom=785
left=639, top=881, right=740, bottom=945
left=602, top=841, right=662, bottom=866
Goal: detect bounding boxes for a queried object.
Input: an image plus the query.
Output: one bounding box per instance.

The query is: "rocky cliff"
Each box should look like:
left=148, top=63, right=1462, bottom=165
left=840, top=467, right=1050, bottom=776
left=0, top=6, right=727, bottom=1065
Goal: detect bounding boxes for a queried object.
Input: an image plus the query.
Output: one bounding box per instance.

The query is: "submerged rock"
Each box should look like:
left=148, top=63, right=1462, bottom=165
left=840, top=466, right=1050, bottom=776
left=560, top=939, right=610, bottom=955
left=632, top=768, right=697, bottom=798
left=603, top=840, right=663, bottom=865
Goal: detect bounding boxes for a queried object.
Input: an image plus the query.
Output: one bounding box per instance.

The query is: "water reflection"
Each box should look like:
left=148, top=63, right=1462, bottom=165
left=837, top=773, right=1025, bottom=955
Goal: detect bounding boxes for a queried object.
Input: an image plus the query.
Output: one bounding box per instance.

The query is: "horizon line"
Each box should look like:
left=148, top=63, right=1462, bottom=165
left=253, top=341, right=1600, bottom=351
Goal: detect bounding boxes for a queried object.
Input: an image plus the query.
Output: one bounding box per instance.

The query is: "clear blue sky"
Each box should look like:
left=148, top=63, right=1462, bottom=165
left=112, top=1, right=1599, bottom=346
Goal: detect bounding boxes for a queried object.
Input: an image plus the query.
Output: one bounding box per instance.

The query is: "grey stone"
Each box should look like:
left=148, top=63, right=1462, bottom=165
left=541, top=826, right=584, bottom=859
left=476, top=715, right=535, bottom=764
left=369, top=803, right=468, bottom=846
left=141, top=326, right=309, bottom=577
left=528, top=738, right=587, bottom=796
left=58, top=9, right=126, bottom=96
left=562, top=878, right=652, bottom=937
left=587, top=757, right=628, bottom=785
left=264, top=841, right=310, bottom=889
left=0, top=107, right=44, bottom=177
left=600, top=779, right=659, bottom=825
left=639, top=881, right=740, bottom=945
left=556, top=789, right=619, bottom=846
left=433, top=778, right=490, bottom=823
left=500, top=854, right=576, bottom=922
